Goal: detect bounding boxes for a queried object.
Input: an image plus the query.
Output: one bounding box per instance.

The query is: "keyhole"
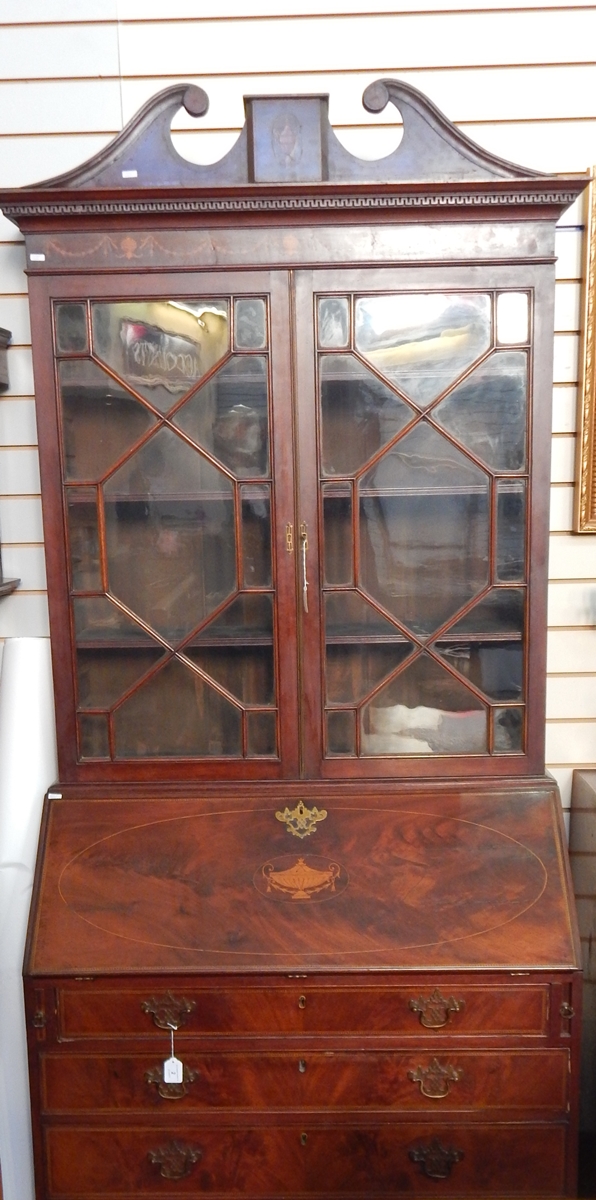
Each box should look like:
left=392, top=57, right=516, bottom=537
left=300, top=1132, right=308, bottom=1146
left=298, top=995, right=306, bottom=1009
left=298, top=1059, right=306, bottom=1073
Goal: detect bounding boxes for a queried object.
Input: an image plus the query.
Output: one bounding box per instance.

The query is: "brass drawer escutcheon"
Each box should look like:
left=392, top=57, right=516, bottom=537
left=141, top=991, right=196, bottom=1031
left=408, top=1057, right=463, bottom=1099
left=148, top=1139, right=202, bottom=1180
left=409, top=1138, right=464, bottom=1179
left=145, top=1062, right=199, bottom=1100
left=409, top=988, right=464, bottom=1029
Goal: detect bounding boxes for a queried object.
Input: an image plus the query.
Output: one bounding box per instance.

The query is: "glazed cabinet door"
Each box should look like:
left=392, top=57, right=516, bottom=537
left=294, top=267, right=551, bottom=779
left=34, top=271, right=300, bottom=780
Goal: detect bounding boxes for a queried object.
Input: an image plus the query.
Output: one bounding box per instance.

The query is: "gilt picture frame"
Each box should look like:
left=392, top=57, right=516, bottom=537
left=575, top=168, right=596, bottom=531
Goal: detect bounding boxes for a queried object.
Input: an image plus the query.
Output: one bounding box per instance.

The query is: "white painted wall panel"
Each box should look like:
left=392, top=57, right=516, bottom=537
left=552, top=386, right=577, bottom=434
left=0, top=24, right=119, bottom=81
left=552, top=334, right=579, bottom=386
left=555, top=282, right=582, bottom=333
left=548, top=630, right=596, bottom=674
left=2, top=348, right=34, bottom=398
left=0, top=401, right=38, bottom=447
left=117, top=0, right=596, bottom=16
left=0, top=244, right=28, bottom=295
left=0, top=135, right=113, bottom=189
left=548, top=535, right=596, bottom=581
left=0, top=299, right=30, bottom=346
left=548, top=582, right=596, bottom=627
left=0, top=546, right=46, bottom=591
left=550, top=436, right=576, bottom=484
left=0, top=448, right=40, bottom=496
left=0, top=0, right=116, bottom=20
left=550, top=486, right=574, bottom=532
left=0, top=81, right=122, bottom=136
left=0, top=592, right=49, bottom=638
left=546, top=720, right=596, bottom=765
left=555, top=229, right=583, bottom=280
left=0, top=497, right=43, bottom=544
left=117, top=11, right=596, bottom=77
left=547, top=674, right=596, bottom=720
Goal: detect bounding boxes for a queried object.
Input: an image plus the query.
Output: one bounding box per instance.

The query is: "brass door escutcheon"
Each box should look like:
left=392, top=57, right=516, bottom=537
left=141, top=991, right=196, bottom=1030
left=409, top=988, right=464, bottom=1029
left=300, top=1132, right=308, bottom=1146
left=298, top=994, right=306, bottom=1009
left=409, top=1138, right=463, bottom=1179
left=298, top=1059, right=307, bottom=1072
left=145, top=1062, right=199, bottom=1100
left=408, top=1057, right=462, bottom=1099
left=148, top=1139, right=202, bottom=1180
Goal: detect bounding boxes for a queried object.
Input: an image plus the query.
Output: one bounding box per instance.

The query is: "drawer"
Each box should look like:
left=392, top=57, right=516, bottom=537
left=44, top=1121, right=568, bottom=1195
left=56, top=980, right=550, bottom=1039
left=41, top=1048, right=569, bottom=1116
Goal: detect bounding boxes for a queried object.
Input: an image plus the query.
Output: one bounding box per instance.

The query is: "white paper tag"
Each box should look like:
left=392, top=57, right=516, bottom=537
left=163, top=1056, right=184, bottom=1084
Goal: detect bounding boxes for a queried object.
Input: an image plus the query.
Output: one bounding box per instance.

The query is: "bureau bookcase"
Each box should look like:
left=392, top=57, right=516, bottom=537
left=0, top=79, right=586, bottom=1197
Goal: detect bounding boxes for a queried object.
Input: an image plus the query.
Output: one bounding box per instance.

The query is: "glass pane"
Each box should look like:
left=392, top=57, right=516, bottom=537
left=326, top=710, right=356, bottom=755
left=323, top=484, right=353, bottom=586
left=247, top=710, right=277, bottom=756
left=496, top=480, right=526, bottom=582
left=77, top=648, right=165, bottom=709
left=361, top=653, right=487, bottom=756
left=360, top=422, right=490, bottom=635
left=59, top=360, right=157, bottom=482
left=92, top=299, right=229, bottom=412
left=434, top=586, right=524, bottom=702
left=73, top=595, right=157, bottom=643
left=67, top=489, right=101, bottom=591
left=234, top=298, right=267, bottom=349
left=113, top=657, right=241, bottom=757
left=493, top=706, right=524, bottom=753
left=497, top=293, right=529, bottom=345
left=355, top=293, right=491, bottom=407
left=185, top=594, right=274, bottom=705
left=320, top=354, right=413, bottom=477
left=78, top=714, right=110, bottom=759
left=433, top=352, right=527, bottom=472
left=318, top=297, right=349, bottom=348
left=103, top=428, right=236, bottom=641
left=241, top=485, right=272, bottom=587
left=55, top=303, right=88, bottom=354
left=325, top=591, right=411, bottom=704
left=174, top=356, right=269, bottom=479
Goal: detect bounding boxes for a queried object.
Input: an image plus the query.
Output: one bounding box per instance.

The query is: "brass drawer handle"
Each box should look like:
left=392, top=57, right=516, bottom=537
left=409, top=1138, right=463, bottom=1180
left=141, top=991, right=196, bottom=1031
left=298, top=994, right=306, bottom=1009
left=145, top=1063, right=199, bottom=1100
left=409, top=988, right=464, bottom=1029
left=408, top=1058, right=462, bottom=1099
left=148, top=1139, right=202, bottom=1180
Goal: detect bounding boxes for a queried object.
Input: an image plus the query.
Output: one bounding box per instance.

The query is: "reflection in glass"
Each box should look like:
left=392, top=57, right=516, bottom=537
left=325, top=591, right=412, bottom=704
left=78, top=714, right=110, bottom=759
left=433, top=352, right=527, bottom=471
left=320, top=354, right=413, bottom=475
left=103, top=428, right=236, bottom=640
left=435, top=586, right=524, bottom=703
left=114, top=657, right=242, bottom=757
left=241, top=484, right=272, bottom=587
left=67, top=489, right=102, bottom=591
left=327, top=710, right=356, bottom=755
left=247, top=711, right=277, bottom=756
left=234, top=298, right=267, bottom=350
left=493, top=706, right=524, bottom=752
left=55, top=303, right=88, bottom=354
left=92, top=299, right=229, bottom=412
left=318, top=297, right=349, bottom=348
left=73, top=594, right=157, bottom=642
left=496, top=480, right=526, bottom=582
left=185, top=594, right=274, bottom=706
left=360, top=422, right=490, bottom=635
left=361, top=653, right=487, bottom=756
left=60, top=359, right=157, bottom=482
left=77, top=648, right=165, bottom=710
left=355, top=293, right=491, bottom=407
left=174, top=356, right=269, bottom=478
left=323, top=484, right=353, bottom=586
left=497, top=293, right=529, bottom=345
